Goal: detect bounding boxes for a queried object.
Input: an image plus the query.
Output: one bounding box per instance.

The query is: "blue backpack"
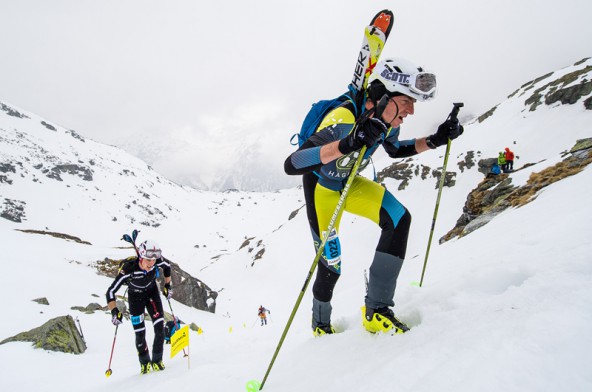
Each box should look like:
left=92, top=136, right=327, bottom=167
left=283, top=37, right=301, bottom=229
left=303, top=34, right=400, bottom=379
left=290, top=87, right=364, bottom=147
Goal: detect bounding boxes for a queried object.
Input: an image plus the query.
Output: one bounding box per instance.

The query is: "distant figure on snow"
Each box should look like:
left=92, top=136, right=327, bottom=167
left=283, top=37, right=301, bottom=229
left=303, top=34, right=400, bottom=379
left=504, top=147, right=515, bottom=171
left=106, top=239, right=173, bottom=374
left=258, top=305, right=271, bottom=326
left=498, top=151, right=507, bottom=173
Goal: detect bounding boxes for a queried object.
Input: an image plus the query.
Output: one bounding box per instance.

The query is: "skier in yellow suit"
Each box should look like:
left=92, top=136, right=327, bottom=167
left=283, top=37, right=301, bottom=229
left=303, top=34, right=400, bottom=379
left=284, top=58, right=463, bottom=336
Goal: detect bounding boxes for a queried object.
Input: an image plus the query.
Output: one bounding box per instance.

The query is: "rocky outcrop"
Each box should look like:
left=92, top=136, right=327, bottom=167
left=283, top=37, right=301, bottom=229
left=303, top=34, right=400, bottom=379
left=47, top=164, right=93, bottom=181
left=441, top=139, right=592, bottom=243
left=377, top=161, right=415, bottom=190
left=432, top=168, right=456, bottom=189
left=71, top=303, right=104, bottom=314
left=524, top=61, right=592, bottom=111
left=0, top=198, right=26, bottom=222
left=477, top=157, right=499, bottom=176
left=161, top=260, right=218, bottom=313
left=288, top=205, right=305, bottom=220
left=0, top=315, right=86, bottom=354
left=457, top=151, right=476, bottom=173
left=0, top=102, right=29, bottom=119
left=32, top=297, right=50, bottom=305
left=15, top=229, right=92, bottom=245
left=237, top=236, right=267, bottom=267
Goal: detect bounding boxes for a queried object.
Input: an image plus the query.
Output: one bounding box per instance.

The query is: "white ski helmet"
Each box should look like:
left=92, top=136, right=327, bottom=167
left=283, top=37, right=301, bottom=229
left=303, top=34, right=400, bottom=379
left=368, top=57, right=437, bottom=102
left=138, top=239, right=162, bottom=260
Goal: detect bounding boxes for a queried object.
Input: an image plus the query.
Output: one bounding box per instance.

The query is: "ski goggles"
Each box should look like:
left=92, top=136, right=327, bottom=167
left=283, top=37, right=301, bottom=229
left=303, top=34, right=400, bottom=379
left=142, top=249, right=162, bottom=260
left=382, top=70, right=437, bottom=97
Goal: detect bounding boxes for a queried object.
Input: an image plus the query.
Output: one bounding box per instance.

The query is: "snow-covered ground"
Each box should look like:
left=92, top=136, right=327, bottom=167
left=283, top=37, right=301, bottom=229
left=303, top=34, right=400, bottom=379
left=0, top=60, right=591, bottom=391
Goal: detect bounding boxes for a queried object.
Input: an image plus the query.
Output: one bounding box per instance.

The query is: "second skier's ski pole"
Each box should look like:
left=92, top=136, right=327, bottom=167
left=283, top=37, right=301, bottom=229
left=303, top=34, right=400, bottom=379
left=418, top=102, right=464, bottom=287
left=105, top=323, right=119, bottom=377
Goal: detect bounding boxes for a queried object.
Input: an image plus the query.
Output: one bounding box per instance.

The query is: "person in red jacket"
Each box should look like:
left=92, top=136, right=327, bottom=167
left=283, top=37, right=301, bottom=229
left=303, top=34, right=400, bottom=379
left=504, top=147, right=515, bottom=171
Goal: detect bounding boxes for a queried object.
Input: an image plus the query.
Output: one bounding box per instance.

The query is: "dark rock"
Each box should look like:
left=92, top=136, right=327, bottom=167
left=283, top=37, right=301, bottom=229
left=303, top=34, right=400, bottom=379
left=15, top=229, right=91, bottom=245
left=0, top=102, right=29, bottom=118
left=377, top=161, right=417, bottom=190
left=477, top=106, right=497, bottom=123
left=477, top=158, right=498, bottom=175
left=457, top=151, right=476, bottom=173
left=239, top=237, right=255, bottom=250
left=49, top=164, right=93, bottom=181
left=32, top=297, right=50, bottom=305
left=289, top=206, right=304, bottom=220
left=1, top=198, right=26, bottom=222
left=71, top=303, right=104, bottom=314
left=545, top=80, right=592, bottom=106
left=0, top=163, right=16, bottom=173
left=40, top=121, right=57, bottom=131
left=161, top=261, right=218, bottom=313
left=570, top=137, right=592, bottom=153
left=0, top=315, right=87, bottom=354
left=432, top=169, right=456, bottom=188
left=525, top=64, right=592, bottom=111
left=66, top=130, right=85, bottom=142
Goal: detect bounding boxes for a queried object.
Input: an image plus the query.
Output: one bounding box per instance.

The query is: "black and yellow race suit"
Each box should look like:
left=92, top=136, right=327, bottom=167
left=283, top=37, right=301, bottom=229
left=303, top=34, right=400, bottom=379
left=285, top=101, right=418, bottom=327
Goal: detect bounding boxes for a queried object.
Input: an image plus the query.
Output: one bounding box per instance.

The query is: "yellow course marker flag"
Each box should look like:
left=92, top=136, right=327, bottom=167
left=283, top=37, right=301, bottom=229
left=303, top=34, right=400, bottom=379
left=170, top=325, right=189, bottom=359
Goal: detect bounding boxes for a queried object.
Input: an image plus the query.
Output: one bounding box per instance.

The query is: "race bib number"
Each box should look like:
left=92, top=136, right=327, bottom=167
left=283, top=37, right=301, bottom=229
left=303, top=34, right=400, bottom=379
left=131, top=314, right=145, bottom=325
left=322, top=229, right=342, bottom=267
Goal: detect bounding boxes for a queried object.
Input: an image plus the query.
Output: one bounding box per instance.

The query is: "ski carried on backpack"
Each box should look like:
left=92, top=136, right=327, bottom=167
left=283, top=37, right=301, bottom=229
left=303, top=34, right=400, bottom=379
left=350, top=9, right=393, bottom=93
left=291, top=9, right=394, bottom=147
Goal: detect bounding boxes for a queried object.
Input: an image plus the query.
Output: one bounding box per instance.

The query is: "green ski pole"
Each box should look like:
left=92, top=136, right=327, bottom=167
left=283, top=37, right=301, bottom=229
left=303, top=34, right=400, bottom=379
left=258, top=96, right=389, bottom=390
left=418, top=102, right=463, bottom=287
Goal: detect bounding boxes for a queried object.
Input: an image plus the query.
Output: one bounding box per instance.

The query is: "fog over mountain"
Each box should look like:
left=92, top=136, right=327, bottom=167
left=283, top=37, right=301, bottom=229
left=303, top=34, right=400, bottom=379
left=1, top=0, right=591, bottom=190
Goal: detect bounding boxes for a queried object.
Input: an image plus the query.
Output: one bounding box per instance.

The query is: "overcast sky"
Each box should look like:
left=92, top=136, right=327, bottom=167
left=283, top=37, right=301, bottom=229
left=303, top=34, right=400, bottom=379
left=1, top=0, right=591, bottom=190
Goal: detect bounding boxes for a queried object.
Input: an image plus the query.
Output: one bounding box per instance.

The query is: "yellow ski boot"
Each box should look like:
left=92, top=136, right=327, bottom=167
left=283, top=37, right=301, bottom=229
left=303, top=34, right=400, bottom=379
left=313, top=324, right=336, bottom=337
left=362, top=306, right=409, bottom=334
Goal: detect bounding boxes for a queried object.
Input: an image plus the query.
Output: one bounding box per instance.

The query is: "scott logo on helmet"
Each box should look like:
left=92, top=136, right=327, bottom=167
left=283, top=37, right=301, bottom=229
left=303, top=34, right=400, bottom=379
left=380, top=69, right=410, bottom=84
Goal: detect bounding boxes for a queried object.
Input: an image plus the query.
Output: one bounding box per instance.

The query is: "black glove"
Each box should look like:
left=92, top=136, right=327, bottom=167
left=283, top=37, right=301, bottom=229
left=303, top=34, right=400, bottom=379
left=162, top=283, right=173, bottom=300
left=426, top=119, right=464, bottom=149
left=338, top=117, right=388, bottom=155
left=111, top=307, right=123, bottom=326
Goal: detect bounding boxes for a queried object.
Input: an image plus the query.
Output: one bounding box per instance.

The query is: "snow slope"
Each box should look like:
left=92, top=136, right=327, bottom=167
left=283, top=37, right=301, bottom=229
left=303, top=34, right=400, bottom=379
left=0, top=59, right=591, bottom=391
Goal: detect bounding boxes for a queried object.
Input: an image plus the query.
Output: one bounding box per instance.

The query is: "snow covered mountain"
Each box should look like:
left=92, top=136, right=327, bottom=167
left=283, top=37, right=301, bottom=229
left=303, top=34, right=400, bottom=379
left=0, top=58, right=591, bottom=391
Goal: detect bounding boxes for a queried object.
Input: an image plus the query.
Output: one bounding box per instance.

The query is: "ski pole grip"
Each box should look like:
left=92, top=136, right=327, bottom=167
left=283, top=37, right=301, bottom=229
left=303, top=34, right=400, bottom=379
left=450, top=102, right=464, bottom=122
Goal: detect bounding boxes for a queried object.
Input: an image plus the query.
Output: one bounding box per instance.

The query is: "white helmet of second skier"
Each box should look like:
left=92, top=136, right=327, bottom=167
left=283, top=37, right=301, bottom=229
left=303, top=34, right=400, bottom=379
left=138, top=239, right=162, bottom=260
left=368, top=57, right=437, bottom=102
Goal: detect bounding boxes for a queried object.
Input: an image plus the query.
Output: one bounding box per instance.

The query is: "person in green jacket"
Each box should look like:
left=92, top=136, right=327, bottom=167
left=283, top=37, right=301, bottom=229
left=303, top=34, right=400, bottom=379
left=498, top=151, right=507, bottom=172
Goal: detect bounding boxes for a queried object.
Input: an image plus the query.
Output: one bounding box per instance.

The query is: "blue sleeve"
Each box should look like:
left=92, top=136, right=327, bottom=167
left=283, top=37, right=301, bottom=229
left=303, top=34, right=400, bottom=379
left=289, top=146, right=322, bottom=170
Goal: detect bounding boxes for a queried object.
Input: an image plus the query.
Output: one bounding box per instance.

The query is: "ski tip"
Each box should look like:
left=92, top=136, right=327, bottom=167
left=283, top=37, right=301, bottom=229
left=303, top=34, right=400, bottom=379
left=410, top=281, right=421, bottom=287
left=370, top=9, right=394, bottom=38
left=246, top=380, right=262, bottom=391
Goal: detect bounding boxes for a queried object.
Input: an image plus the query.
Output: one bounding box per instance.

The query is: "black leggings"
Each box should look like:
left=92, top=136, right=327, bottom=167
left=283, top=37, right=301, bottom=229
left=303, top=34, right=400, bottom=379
left=129, top=287, right=165, bottom=363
